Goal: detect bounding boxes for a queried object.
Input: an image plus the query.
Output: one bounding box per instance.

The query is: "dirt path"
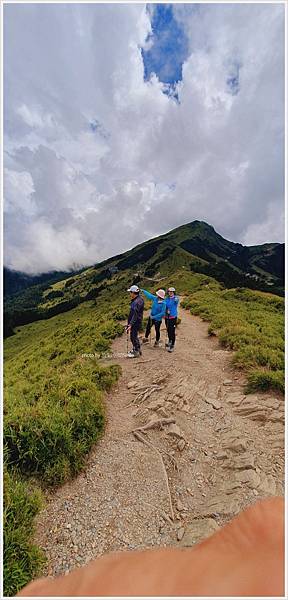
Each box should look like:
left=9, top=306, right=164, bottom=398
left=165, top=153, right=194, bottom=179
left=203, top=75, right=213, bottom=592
left=35, top=306, right=285, bottom=577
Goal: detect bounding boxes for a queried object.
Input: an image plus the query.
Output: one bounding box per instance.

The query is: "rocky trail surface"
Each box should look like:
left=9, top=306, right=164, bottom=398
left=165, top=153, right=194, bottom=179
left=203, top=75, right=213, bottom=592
left=35, top=306, right=285, bottom=577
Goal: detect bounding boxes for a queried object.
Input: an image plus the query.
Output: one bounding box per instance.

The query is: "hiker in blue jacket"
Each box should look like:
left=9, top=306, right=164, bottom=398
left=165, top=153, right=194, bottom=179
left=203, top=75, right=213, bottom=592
left=126, top=285, right=144, bottom=358
left=165, top=287, right=179, bottom=352
left=141, top=288, right=166, bottom=347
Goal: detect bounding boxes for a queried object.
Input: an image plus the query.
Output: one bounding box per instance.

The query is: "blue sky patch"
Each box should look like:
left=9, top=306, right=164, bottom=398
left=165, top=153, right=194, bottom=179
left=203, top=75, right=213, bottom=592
left=90, top=119, right=109, bottom=139
left=142, top=4, right=189, bottom=89
left=226, top=60, right=242, bottom=95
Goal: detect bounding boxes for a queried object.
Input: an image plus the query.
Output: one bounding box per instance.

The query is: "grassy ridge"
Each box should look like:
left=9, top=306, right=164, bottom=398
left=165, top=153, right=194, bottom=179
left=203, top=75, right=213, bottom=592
left=4, top=299, right=125, bottom=596
left=3, top=469, right=45, bottom=597
left=4, top=302, right=123, bottom=485
left=181, top=287, right=284, bottom=393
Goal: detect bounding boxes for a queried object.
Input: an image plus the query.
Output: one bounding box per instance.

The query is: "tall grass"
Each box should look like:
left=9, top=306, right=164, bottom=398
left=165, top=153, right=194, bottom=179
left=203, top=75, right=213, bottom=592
left=3, top=469, right=45, bottom=596
left=182, top=287, right=284, bottom=393
left=4, top=299, right=125, bottom=595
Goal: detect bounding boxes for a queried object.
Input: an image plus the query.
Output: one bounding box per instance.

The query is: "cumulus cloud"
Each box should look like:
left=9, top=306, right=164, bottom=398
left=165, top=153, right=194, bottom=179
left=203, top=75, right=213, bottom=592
left=3, top=3, right=284, bottom=273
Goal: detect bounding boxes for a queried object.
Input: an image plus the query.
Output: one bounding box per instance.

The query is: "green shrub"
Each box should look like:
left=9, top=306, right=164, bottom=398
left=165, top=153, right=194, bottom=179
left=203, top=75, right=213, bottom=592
left=111, top=307, right=128, bottom=321
left=46, top=290, right=64, bottom=300
left=64, top=278, right=75, bottom=288
left=218, top=324, right=263, bottom=349
left=4, top=373, right=108, bottom=485
left=3, top=469, right=45, bottom=596
left=246, top=369, right=284, bottom=394
left=233, top=345, right=284, bottom=371
left=208, top=324, right=217, bottom=336
left=98, top=320, right=124, bottom=339
left=94, top=336, right=110, bottom=353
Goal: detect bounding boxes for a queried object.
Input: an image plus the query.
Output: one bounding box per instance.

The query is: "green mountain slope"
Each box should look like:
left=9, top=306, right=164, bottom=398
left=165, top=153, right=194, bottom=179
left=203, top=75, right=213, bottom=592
left=4, top=220, right=284, bottom=338
left=3, top=267, right=79, bottom=298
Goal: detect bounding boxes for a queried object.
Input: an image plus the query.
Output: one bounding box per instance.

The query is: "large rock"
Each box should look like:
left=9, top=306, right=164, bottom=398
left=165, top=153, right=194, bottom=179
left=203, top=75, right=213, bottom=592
left=235, top=469, right=261, bottom=488
left=148, top=399, right=165, bottom=411
left=127, top=381, right=138, bottom=389
left=269, top=411, right=285, bottom=424
left=225, top=393, right=246, bottom=406
left=257, top=474, right=276, bottom=496
left=221, top=481, right=242, bottom=495
left=180, top=518, right=219, bottom=547
left=177, top=527, right=185, bottom=541
left=223, top=431, right=247, bottom=454
left=199, top=495, right=240, bottom=517
left=216, top=451, right=228, bottom=460
left=205, top=397, right=222, bottom=410
left=176, top=499, right=187, bottom=512
left=234, top=396, right=275, bottom=422
left=223, top=439, right=247, bottom=454
left=223, top=453, right=256, bottom=471
left=206, top=384, right=221, bottom=396
left=156, top=407, right=170, bottom=418
left=266, top=433, right=285, bottom=450
left=177, top=439, right=186, bottom=452
left=263, top=398, right=280, bottom=409
left=166, top=423, right=184, bottom=439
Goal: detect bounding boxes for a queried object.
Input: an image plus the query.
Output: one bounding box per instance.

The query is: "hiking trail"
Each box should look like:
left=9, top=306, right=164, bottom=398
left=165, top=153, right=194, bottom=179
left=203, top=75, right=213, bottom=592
left=35, top=305, right=284, bottom=577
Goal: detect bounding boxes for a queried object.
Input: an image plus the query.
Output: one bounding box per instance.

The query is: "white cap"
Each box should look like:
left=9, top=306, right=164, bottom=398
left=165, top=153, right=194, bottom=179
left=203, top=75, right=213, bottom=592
left=127, top=285, right=140, bottom=293
left=156, top=289, right=165, bottom=299
left=168, top=287, right=176, bottom=292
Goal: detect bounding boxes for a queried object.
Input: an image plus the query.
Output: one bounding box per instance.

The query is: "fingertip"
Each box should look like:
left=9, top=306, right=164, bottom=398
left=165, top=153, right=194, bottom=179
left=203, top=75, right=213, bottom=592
left=237, top=496, right=284, bottom=546
left=17, top=577, right=50, bottom=596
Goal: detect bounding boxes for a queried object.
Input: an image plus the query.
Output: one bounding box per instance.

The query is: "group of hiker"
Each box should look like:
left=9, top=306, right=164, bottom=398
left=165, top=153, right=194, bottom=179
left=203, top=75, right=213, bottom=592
left=126, top=285, right=179, bottom=358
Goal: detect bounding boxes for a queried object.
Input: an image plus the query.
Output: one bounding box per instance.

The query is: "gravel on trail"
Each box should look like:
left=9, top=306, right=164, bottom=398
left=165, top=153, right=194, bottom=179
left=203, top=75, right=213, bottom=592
left=34, top=306, right=284, bottom=577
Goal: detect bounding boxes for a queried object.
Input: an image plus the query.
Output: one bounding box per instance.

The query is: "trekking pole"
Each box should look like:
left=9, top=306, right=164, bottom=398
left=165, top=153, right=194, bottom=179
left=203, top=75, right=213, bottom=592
left=164, top=317, right=168, bottom=348
left=147, top=316, right=151, bottom=346
left=126, top=327, right=129, bottom=354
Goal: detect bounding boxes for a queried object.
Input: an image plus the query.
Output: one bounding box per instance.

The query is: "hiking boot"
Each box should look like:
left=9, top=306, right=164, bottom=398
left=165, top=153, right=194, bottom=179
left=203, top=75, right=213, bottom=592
left=167, top=345, right=174, bottom=353
left=154, top=341, right=160, bottom=347
left=127, top=350, right=140, bottom=358
left=142, top=337, right=149, bottom=344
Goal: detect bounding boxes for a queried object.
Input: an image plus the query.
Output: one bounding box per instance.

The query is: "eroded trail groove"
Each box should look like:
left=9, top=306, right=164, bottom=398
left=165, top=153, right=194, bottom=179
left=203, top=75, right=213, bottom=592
left=35, top=307, right=284, bottom=577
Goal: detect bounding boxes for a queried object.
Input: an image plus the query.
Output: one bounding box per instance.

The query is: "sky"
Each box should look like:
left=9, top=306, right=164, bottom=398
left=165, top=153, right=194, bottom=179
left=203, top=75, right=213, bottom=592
left=4, top=2, right=285, bottom=274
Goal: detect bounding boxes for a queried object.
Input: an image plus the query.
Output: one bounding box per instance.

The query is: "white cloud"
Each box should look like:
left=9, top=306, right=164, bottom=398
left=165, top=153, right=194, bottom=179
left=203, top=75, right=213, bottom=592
left=4, top=169, right=36, bottom=215
left=4, top=3, right=284, bottom=273
left=242, top=202, right=285, bottom=246
left=16, top=104, right=55, bottom=129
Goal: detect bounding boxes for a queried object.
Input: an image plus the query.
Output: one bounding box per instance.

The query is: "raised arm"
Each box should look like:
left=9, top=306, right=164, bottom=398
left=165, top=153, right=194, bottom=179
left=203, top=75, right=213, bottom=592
left=141, top=289, right=157, bottom=301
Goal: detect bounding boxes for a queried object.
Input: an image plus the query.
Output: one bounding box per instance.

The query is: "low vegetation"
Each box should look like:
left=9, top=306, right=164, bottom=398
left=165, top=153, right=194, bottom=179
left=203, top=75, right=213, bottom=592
left=3, top=469, right=45, bottom=596
left=182, top=287, right=284, bottom=393
left=4, top=299, right=125, bottom=595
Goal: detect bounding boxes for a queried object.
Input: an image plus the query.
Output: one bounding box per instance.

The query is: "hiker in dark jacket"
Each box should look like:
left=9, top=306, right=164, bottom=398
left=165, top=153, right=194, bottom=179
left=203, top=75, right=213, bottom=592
left=165, top=287, right=179, bottom=352
left=126, top=285, right=144, bottom=358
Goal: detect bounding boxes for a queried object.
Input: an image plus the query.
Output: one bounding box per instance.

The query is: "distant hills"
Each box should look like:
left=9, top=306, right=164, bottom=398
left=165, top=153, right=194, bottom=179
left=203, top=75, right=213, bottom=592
left=3, top=268, right=77, bottom=298
left=93, top=220, right=284, bottom=290
left=4, top=221, right=284, bottom=337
